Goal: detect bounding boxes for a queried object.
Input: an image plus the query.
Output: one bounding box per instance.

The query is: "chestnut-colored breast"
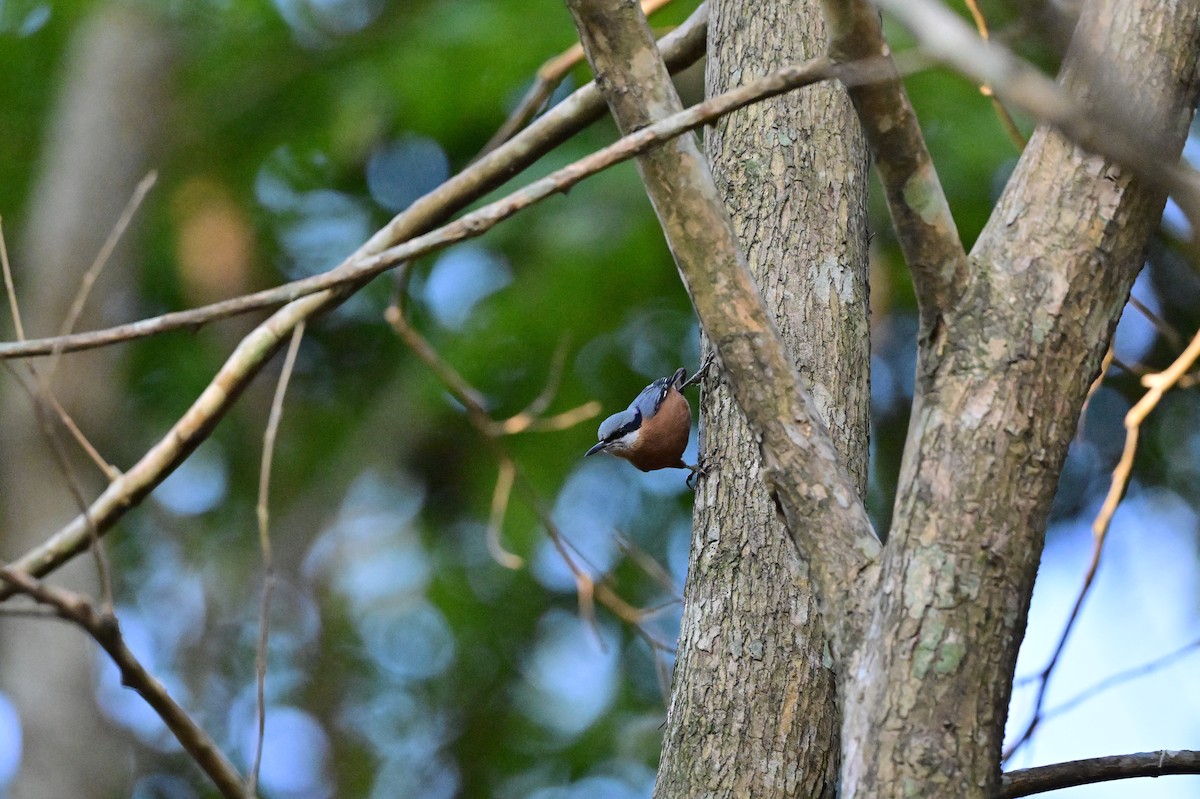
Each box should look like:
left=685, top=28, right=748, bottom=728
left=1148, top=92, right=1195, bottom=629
left=626, top=387, right=691, bottom=471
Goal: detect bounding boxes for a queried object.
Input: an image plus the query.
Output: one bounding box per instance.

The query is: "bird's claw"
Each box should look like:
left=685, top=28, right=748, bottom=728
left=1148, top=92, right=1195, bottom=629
left=685, top=457, right=709, bottom=490
left=682, top=351, right=717, bottom=390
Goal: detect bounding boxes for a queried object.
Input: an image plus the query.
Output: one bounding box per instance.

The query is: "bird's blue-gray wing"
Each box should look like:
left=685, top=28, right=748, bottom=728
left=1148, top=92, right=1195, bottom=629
left=627, top=376, right=671, bottom=419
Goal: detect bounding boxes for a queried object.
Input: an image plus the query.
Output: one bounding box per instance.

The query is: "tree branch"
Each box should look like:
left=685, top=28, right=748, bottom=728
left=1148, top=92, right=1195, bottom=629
left=0, top=567, right=248, bottom=799
left=565, top=0, right=881, bottom=661
left=999, top=750, right=1200, bottom=798
left=821, top=0, right=969, bottom=321
left=874, top=0, right=1200, bottom=230
left=0, top=4, right=709, bottom=361
left=383, top=302, right=668, bottom=651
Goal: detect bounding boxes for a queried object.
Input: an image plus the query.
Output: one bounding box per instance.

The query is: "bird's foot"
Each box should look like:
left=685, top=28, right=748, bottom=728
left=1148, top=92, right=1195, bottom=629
left=685, top=457, right=708, bottom=490
left=682, top=351, right=717, bottom=391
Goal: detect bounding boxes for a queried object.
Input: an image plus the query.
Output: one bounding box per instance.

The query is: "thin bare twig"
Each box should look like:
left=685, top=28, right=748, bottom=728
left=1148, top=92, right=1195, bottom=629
left=961, top=0, right=1026, bottom=149
left=494, top=339, right=602, bottom=435
left=1110, top=354, right=1149, bottom=378
left=1042, top=634, right=1200, bottom=722
left=249, top=321, right=305, bottom=796
left=615, top=534, right=681, bottom=601
left=506, top=336, right=571, bottom=421
left=476, top=0, right=677, bottom=158
left=498, top=402, right=602, bottom=434
left=46, top=172, right=157, bottom=384
left=1129, top=294, right=1184, bottom=351
left=486, top=457, right=522, bottom=569
left=0, top=218, right=25, bottom=340
left=41, top=390, right=121, bottom=480
left=0, top=231, right=115, bottom=609
left=0, top=567, right=248, bottom=798
left=1095, top=327, right=1200, bottom=537
left=384, top=300, right=673, bottom=659
left=1005, top=326, right=1200, bottom=760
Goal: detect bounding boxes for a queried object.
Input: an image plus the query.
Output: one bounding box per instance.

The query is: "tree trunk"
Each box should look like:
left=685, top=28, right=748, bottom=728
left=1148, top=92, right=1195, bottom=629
left=839, top=0, right=1200, bottom=795
left=656, top=1, right=870, bottom=796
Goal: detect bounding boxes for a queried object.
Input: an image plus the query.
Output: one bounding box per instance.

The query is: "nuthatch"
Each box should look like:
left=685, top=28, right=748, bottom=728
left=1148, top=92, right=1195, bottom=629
left=585, top=358, right=710, bottom=484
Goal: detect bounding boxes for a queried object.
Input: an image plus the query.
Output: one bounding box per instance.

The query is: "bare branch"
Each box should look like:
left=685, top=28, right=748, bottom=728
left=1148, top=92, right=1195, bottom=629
left=485, top=458, right=522, bottom=569
left=0, top=218, right=26, bottom=341
left=475, top=0, right=678, bottom=158
left=384, top=301, right=667, bottom=649
left=875, top=0, right=1200, bottom=230
left=47, top=171, right=156, bottom=382
left=40, top=389, right=121, bottom=481
left=1098, top=323, right=1200, bottom=540
left=1129, top=295, right=1184, bottom=351
left=1000, top=750, right=1200, bottom=798
left=0, top=4, right=709, bottom=361
left=821, top=0, right=970, bottom=320
left=0, top=567, right=248, bottom=798
left=961, top=0, right=1027, bottom=149
left=1044, top=634, right=1200, bottom=721
left=493, top=342, right=601, bottom=435
left=249, top=321, right=304, bottom=796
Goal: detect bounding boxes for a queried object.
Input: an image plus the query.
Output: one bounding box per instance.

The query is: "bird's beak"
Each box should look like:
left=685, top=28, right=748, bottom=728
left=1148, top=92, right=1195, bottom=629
left=585, top=441, right=608, bottom=457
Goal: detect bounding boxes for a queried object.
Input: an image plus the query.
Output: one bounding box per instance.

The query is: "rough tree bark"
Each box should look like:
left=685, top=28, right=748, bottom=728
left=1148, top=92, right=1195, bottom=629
left=839, top=1, right=1200, bottom=795
left=657, top=1, right=868, bottom=797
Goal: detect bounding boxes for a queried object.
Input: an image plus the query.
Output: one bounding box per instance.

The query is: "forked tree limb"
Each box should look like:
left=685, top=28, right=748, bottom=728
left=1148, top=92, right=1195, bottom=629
left=838, top=0, right=1200, bottom=796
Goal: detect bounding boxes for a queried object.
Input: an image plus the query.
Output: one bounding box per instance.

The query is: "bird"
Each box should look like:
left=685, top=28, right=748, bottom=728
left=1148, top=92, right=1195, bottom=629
left=585, top=361, right=709, bottom=484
